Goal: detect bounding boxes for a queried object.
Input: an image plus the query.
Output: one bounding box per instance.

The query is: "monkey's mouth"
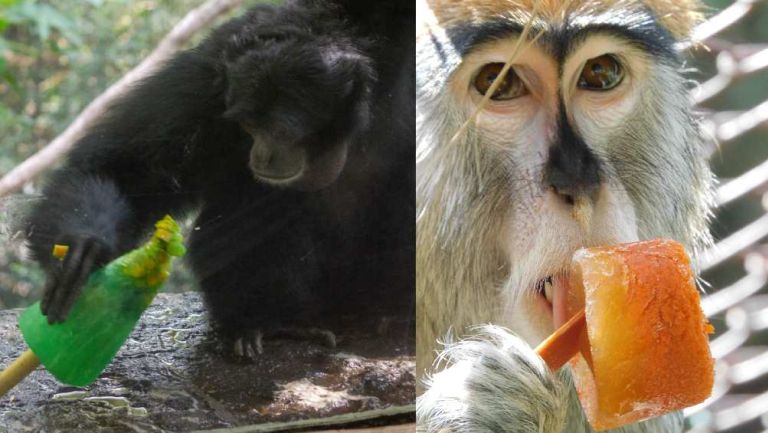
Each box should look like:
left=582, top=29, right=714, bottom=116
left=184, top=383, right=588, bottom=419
left=534, top=272, right=572, bottom=328
left=534, top=276, right=555, bottom=305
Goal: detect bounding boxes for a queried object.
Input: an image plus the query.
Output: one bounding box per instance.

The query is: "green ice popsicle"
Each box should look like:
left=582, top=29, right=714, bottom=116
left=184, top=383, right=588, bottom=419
left=0, top=215, right=185, bottom=394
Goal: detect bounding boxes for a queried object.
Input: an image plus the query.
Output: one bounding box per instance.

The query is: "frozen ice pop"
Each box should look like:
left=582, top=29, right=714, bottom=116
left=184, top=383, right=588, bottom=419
left=0, top=215, right=185, bottom=396
left=535, top=239, right=714, bottom=431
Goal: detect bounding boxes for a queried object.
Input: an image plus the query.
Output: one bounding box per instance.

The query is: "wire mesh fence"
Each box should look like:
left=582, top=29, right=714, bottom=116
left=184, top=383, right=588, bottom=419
left=685, top=0, right=768, bottom=431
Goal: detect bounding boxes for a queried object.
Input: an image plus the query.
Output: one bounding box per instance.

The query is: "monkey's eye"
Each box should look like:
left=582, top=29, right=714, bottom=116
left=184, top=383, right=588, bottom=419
left=578, top=54, right=624, bottom=91
left=473, top=63, right=528, bottom=100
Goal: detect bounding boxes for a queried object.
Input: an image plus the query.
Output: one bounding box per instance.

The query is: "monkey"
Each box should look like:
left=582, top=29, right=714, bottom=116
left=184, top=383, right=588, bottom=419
left=24, top=0, right=415, bottom=359
left=415, top=0, right=713, bottom=432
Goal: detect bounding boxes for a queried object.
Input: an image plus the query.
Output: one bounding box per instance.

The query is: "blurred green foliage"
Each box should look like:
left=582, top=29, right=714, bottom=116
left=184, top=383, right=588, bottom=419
left=0, top=0, right=254, bottom=308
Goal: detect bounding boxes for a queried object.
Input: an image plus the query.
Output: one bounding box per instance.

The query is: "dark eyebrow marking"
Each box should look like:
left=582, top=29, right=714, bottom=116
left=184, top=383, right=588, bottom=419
left=445, top=20, right=526, bottom=57
left=442, top=7, right=678, bottom=63
left=556, top=9, right=678, bottom=62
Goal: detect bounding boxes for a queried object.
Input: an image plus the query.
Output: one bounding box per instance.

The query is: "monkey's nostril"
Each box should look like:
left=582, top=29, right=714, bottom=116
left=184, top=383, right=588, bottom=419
left=552, top=185, right=576, bottom=206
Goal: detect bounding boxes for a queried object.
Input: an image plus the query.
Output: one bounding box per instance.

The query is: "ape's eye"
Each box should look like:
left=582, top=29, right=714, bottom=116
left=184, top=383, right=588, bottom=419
left=578, top=54, right=624, bottom=91
left=473, top=63, right=528, bottom=100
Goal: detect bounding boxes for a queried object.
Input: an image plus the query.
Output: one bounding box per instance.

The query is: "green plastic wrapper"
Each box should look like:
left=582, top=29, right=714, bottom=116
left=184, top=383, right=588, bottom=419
left=18, top=215, right=186, bottom=386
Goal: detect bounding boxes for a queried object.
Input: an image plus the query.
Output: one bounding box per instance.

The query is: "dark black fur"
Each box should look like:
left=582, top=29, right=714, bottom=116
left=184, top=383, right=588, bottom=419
left=25, top=0, right=414, bottom=351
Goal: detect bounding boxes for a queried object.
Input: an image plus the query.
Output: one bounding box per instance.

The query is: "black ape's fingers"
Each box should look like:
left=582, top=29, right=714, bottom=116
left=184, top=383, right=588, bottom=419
left=40, top=267, right=62, bottom=319
left=42, top=237, right=113, bottom=324
left=44, top=239, right=88, bottom=323
left=58, top=242, right=108, bottom=323
left=233, top=329, right=264, bottom=361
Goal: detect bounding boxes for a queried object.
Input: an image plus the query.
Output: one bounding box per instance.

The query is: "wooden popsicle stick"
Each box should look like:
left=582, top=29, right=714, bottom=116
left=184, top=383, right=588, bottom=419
left=535, top=310, right=587, bottom=371
left=0, top=349, right=40, bottom=397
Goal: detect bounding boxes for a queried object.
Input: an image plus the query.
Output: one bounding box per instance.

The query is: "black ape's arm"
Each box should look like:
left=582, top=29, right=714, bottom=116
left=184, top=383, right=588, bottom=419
left=26, top=46, right=232, bottom=323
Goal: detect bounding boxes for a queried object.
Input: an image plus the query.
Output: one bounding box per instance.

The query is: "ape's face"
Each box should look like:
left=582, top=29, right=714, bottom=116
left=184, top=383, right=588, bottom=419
left=223, top=37, right=371, bottom=191
left=416, top=1, right=712, bottom=348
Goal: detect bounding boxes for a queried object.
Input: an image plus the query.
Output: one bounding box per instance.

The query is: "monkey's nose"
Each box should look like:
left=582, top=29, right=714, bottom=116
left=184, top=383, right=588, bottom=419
left=544, top=132, right=601, bottom=205
left=545, top=144, right=600, bottom=234
left=550, top=182, right=599, bottom=207
left=544, top=104, right=602, bottom=206
left=544, top=121, right=601, bottom=206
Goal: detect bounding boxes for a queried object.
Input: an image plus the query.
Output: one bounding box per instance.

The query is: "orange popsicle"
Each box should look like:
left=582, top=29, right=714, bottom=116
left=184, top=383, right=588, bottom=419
left=535, top=239, right=714, bottom=431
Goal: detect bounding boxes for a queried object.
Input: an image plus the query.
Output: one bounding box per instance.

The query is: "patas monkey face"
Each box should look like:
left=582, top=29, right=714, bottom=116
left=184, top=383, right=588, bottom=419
left=417, top=0, right=713, bottom=373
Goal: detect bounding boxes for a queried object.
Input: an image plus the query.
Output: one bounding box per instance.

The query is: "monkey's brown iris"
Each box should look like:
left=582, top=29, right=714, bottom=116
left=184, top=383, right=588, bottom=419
left=474, top=63, right=527, bottom=100
left=578, top=54, right=624, bottom=91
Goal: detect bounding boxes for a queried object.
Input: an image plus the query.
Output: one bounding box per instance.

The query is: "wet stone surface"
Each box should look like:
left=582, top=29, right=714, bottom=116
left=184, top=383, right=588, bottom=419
left=0, top=292, right=415, bottom=432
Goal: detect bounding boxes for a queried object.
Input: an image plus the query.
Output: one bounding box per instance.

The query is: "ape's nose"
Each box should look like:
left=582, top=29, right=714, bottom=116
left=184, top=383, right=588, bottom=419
left=544, top=109, right=601, bottom=206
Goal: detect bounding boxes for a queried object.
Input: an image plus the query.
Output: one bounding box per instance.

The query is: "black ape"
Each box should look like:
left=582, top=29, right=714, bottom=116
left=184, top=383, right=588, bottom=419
left=25, top=0, right=414, bottom=357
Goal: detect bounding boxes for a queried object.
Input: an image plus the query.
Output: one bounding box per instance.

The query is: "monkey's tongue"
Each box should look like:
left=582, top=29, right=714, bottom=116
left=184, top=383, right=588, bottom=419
left=552, top=274, right=572, bottom=329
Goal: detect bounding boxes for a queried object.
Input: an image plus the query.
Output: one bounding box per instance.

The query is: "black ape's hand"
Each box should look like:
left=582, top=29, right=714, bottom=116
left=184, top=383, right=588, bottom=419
left=41, top=235, right=114, bottom=324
